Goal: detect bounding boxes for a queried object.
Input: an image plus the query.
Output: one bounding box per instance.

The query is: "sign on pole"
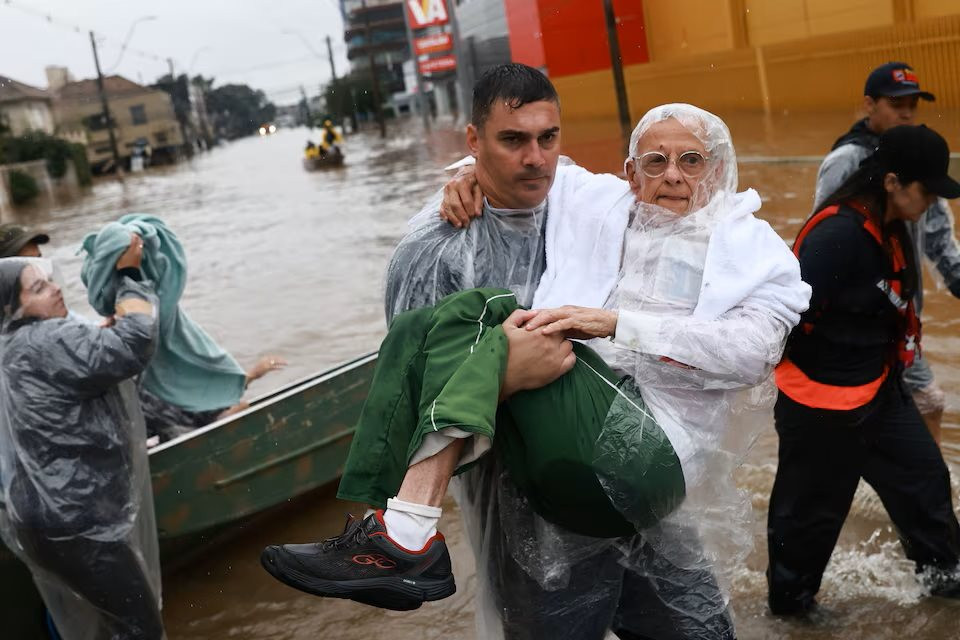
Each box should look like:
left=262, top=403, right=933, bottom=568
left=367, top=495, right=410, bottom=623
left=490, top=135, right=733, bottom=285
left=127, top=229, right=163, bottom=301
left=406, top=0, right=449, bottom=28
left=413, top=32, right=453, bottom=55
left=419, top=54, right=457, bottom=75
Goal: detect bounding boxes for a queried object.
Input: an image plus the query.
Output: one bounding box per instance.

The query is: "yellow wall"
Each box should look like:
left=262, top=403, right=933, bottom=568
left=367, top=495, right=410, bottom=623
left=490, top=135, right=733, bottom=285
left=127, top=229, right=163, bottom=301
left=556, top=8, right=960, bottom=122
left=745, top=0, right=896, bottom=46
left=914, top=0, right=960, bottom=20
left=642, top=0, right=739, bottom=61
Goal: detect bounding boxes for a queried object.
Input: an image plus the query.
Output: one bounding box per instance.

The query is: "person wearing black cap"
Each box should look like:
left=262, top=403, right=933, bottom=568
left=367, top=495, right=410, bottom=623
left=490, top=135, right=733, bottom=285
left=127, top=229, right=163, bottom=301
left=815, top=61, right=959, bottom=445
left=0, top=224, right=50, bottom=258
left=768, top=125, right=960, bottom=616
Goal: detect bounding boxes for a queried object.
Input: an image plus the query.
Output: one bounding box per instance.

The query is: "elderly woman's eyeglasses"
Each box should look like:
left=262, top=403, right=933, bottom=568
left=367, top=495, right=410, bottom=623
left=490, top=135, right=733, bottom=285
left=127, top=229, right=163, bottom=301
left=633, top=151, right=709, bottom=179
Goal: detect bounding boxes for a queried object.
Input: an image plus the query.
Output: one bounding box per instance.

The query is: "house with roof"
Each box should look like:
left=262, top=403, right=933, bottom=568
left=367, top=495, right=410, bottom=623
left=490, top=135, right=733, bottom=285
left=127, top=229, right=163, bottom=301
left=49, top=67, right=184, bottom=171
left=0, top=75, right=55, bottom=136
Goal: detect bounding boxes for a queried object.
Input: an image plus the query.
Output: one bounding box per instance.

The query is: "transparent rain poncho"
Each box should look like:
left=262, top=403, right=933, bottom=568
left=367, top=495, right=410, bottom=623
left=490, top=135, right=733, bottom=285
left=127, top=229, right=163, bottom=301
left=0, top=258, right=165, bottom=640
left=446, top=105, right=809, bottom=638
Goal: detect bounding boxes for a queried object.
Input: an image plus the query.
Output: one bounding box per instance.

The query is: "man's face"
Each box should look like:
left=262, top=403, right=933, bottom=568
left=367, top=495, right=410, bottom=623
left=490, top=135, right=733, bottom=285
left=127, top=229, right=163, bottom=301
left=865, top=95, right=920, bottom=133
left=466, top=100, right=561, bottom=209
left=18, top=265, right=67, bottom=320
left=625, top=118, right=712, bottom=215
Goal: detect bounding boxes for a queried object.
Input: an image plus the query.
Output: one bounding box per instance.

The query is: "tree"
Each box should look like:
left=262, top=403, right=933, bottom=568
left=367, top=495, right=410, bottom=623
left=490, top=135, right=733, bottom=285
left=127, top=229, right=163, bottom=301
left=205, top=83, right=277, bottom=140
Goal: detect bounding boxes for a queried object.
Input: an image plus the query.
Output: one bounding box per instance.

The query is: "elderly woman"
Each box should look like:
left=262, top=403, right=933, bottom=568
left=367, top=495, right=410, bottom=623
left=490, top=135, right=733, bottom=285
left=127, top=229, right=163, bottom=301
left=264, top=104, right=810, bottom=627
left=0, top=236, right=165, bottom=639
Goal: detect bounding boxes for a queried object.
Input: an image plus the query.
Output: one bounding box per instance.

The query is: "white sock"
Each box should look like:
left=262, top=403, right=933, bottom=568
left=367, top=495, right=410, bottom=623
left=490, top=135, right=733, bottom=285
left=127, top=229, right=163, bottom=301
left=382, top=497, right=442, bottom=551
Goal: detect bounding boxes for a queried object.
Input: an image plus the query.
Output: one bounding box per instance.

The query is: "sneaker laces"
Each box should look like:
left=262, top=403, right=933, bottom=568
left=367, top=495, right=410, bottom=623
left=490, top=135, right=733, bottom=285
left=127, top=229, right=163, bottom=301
left=319, top=513, right=369, bottom=551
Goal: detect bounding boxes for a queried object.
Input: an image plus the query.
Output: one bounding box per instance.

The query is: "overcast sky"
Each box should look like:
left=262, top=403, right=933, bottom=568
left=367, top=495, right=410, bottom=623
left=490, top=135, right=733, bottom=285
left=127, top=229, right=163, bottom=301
left=0, top=0, right=350, bottom=105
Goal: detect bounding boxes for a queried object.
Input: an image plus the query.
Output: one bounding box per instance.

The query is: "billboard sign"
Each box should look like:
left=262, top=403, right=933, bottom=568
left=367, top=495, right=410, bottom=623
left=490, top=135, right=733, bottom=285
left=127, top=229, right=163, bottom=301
left=407, top=0, right=449, bottom=28
left=414, top=32, right=452, bottom=55
left=419, top=54, right=457, bottom=75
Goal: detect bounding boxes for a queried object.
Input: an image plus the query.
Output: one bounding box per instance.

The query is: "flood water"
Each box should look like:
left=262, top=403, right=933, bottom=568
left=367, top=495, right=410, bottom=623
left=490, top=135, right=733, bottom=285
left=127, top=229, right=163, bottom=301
left=8, top=110, right=960, bottom=639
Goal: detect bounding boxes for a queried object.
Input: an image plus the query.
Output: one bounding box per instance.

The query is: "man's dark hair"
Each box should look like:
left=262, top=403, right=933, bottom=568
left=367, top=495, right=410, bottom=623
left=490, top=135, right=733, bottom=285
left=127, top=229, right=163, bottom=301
left=471, top=63, right=559, bottom=128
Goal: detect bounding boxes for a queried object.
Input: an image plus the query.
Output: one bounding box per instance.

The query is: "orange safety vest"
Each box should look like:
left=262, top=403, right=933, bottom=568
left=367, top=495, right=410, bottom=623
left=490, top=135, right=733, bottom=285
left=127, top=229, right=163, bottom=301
left=776, top=202, right=921, bottom=410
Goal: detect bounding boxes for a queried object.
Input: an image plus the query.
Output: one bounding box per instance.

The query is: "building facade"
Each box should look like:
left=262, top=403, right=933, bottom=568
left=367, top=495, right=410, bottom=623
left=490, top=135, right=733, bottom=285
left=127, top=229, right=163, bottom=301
left=0, top=76, right=55, bottom=136
left=341, top=0, right=411, bottom=96
left=51, top=72, right=184, bottom=171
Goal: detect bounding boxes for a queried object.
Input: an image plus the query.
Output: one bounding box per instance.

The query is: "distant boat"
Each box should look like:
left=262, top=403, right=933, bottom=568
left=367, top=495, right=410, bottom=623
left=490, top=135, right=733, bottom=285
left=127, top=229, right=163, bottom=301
left=303, top=147, right=345, bottom=170
left=1, top=351, right=378, bottom=638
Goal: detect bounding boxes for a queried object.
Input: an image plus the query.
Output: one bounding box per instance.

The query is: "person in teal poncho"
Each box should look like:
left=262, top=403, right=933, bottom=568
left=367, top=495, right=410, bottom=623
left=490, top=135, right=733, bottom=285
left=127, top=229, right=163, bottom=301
left=81, top=214, right=286, bottom=442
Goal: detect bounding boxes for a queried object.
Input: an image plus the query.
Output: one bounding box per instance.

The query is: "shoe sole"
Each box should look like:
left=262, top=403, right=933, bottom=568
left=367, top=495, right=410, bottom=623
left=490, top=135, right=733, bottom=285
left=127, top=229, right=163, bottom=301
left=260, top=550, right=456, bottom=612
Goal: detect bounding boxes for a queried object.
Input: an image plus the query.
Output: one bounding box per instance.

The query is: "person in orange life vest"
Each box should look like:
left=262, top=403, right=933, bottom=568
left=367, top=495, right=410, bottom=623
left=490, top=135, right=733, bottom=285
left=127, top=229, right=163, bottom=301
left=767, top=125, right=960, bottom=616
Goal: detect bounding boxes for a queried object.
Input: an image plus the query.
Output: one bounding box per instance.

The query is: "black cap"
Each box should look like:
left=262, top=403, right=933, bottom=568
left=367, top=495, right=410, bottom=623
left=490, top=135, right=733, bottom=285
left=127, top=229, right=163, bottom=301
left=864, top=62, right=935, bottom=101
left=0, top=224, right=49, bottom=258
left=877, top=125, right=960, bottom=199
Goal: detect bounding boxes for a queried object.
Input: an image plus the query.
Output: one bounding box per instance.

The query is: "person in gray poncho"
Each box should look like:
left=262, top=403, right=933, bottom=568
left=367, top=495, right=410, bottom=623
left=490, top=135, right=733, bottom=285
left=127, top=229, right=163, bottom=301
left=0, top=235, right=166, bottom=640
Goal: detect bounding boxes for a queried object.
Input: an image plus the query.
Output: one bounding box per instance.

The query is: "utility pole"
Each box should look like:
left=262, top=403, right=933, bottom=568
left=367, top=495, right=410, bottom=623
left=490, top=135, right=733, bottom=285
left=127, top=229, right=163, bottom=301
left=327, top=34, right=358, bottom=132
left=401, top=2, right=430, bottom=131
left=601, top=0, right=632, bottom=154
left=361, top=0, right=387, bottom=138
left=300, top=85, right=313, bottom=128
left=90, top=31, right=122, bottom=173
left=167, top=57, right=175, bottom=79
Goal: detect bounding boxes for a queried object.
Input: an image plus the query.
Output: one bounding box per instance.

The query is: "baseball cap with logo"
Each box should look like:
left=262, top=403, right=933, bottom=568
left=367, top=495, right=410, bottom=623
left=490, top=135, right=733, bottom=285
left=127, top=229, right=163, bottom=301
left=877, top=125, right=960, bottom=199
left=0, top=224, right=50, bottom=258
left=864, top=62, right=935, bottom=101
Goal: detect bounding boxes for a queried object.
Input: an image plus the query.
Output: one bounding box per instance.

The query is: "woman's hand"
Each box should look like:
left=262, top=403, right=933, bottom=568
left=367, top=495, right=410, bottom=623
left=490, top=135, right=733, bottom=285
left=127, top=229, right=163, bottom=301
left=116, top=234, right=143, bottom=270
left=247, top=354, right=288, bottom=383
left=524, top=306, right=619, bottom=340
left=440, top=165, right=483, bottom=228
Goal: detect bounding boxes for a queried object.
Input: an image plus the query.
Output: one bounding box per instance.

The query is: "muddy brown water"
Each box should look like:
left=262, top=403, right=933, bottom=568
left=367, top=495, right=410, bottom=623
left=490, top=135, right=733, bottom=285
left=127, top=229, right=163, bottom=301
left=8, top=111, right=960, bottom=639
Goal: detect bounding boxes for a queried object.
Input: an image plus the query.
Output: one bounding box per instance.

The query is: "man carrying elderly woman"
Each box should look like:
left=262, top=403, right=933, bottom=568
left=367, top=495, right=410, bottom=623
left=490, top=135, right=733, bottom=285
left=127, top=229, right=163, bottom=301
left=263, top=63, right=810, bottom=639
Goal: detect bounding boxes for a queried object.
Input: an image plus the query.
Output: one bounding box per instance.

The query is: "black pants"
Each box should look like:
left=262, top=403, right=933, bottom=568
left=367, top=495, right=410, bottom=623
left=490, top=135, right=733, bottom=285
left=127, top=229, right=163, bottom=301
left=468, top=456, right=735, bottom=640
left=766, top=382, right=960, bottom=614
left=20, top=531, right=165, bottom=640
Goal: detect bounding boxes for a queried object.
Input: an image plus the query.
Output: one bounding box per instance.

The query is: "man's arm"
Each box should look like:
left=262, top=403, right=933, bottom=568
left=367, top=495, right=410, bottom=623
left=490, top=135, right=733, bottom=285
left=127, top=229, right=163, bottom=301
left=922, top=198, right=960, bottom=297
left=813, top=145, right=867, bottom=210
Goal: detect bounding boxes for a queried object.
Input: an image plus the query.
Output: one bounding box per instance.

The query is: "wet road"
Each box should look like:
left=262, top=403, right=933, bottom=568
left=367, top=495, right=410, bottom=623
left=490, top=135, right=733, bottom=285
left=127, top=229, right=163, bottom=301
left=11, top=111, right=960, bottom=639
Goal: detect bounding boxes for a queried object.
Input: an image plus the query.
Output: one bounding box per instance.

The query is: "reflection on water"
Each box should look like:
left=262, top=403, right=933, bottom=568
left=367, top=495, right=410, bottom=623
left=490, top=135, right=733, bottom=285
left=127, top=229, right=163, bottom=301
left=11, top=113, right=960, bottom=639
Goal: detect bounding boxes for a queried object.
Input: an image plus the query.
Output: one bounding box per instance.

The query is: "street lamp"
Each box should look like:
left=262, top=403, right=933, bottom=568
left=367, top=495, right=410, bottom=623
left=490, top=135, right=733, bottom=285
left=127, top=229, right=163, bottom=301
left=105, top=15, right=158, bottom=72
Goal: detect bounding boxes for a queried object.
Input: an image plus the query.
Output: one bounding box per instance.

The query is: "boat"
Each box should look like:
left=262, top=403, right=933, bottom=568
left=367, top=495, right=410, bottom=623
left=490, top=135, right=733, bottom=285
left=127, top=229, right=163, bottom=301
left=303, top=146, right=345, bottom=170
left=1, top=351, right=378, bottom=638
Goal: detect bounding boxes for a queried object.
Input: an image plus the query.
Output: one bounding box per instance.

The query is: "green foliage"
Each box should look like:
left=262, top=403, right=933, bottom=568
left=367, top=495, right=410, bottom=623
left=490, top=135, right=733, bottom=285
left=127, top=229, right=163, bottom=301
left=205, top=83, right=278, bottom=139
left=0, top=131, right=77, bottom=178
left=70, top=143, right=92, bottom=186
left=8, top=169, right=39, bottom=205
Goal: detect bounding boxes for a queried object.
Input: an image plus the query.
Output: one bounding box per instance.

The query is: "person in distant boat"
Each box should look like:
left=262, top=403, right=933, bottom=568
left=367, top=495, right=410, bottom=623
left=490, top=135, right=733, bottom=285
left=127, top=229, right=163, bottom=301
left=305, top=141, right=320, bottom=160
left=0, top=237, right=165, bottom=640
left=318, top=119, right=343, bottom=158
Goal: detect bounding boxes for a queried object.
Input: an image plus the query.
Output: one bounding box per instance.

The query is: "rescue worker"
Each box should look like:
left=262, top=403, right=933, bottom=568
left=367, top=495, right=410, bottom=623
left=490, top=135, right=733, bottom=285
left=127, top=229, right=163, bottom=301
left=304, top=141, right=320, bottom=159
left=0, top=235, right=166, bottom=639
left=318, top=119, right=343, bottom=158
left=815, top=61, right=960, bottom=444
left=768, top=125, right=960, bottom=615
left=263, top=68, right=809, bottom=640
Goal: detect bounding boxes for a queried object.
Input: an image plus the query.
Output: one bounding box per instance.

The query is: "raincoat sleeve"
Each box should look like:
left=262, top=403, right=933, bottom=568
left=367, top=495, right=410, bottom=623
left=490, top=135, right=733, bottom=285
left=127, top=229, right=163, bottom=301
left=813, top=145, right=866, bottom=209
left=923, top=198, right=960, bottom=296
left=40, top=276, right=157, bottom=397
left=612, top=306, right=790, bottom=386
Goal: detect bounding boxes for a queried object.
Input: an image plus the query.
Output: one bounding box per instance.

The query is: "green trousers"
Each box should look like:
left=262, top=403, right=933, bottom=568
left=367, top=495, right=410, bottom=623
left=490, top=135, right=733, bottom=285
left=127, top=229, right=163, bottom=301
left=338, top=288, right=685, bottom=537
